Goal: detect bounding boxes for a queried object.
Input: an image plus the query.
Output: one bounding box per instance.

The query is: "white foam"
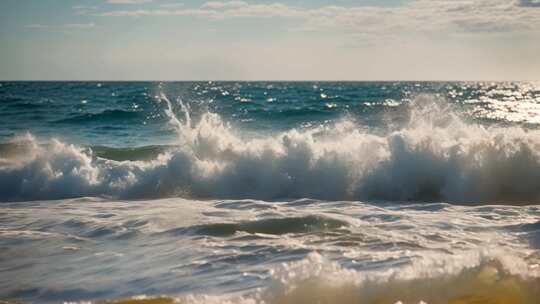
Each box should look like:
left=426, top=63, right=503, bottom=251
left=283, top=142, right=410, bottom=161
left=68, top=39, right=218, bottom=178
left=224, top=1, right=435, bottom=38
left=2, top=94, right=540, bottom=203
left=120, top=250, right=540, bottom=304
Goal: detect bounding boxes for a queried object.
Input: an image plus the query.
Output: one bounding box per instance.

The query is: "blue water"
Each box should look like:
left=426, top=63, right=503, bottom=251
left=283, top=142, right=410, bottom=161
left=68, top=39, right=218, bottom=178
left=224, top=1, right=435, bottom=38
left=2, top=81, right=539, bottom=147
left=1, top=82, right=540, bottom=303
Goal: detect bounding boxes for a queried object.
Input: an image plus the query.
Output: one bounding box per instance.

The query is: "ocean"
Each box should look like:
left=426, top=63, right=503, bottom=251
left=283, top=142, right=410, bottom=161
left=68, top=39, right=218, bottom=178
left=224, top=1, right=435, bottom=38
left=0, top=81, right=539, bottom=303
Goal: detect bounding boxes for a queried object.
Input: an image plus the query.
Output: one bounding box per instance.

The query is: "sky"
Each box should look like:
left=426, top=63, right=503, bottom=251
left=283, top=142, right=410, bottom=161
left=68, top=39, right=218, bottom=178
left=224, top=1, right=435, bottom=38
left=0, top=0, right=539, bottom=80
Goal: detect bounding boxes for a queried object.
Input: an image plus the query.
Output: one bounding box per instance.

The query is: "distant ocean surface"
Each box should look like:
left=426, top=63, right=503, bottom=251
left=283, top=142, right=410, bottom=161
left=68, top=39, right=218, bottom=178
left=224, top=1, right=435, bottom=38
left=1, top=82, right=539, bottom=303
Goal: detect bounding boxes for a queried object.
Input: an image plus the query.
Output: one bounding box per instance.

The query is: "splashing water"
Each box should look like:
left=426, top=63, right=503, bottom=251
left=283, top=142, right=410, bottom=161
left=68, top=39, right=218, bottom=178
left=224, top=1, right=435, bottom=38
left=1, top=82, right=540, bottom=304
left=2, top=196, right=539, bottom=303
left=2, top=92, right=540, bottom=203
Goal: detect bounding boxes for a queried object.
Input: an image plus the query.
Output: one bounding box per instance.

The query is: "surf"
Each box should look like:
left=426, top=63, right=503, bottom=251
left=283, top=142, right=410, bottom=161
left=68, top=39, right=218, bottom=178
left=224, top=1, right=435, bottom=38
left=47, top=252, right=540, bottom=304
left=1, top=94, right=540, bottom=204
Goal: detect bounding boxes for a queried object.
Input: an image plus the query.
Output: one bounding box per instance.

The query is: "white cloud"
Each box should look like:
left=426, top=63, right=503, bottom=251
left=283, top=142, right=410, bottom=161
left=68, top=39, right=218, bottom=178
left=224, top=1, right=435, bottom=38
left=73, top=5, right=98, bottom=15
left=201, top=1, right=247, bottom=9
left=159, top=3, right=185, bottom=8
left=100, top=2, right=304, bottom=18
left=100, top=8, right=220, bottom=17
left=73, top=5, right=98, bottom=10
left=515, top=0, right=540, bottom=7
left=106, top=0, right=152, bottom=4
left=25, top=24, right=48, bottom=29
left=64, top=23, right=97, bottom=29
left=98, top=0, right=540, bottom=39
left=25, top=23, right=97, bottom=30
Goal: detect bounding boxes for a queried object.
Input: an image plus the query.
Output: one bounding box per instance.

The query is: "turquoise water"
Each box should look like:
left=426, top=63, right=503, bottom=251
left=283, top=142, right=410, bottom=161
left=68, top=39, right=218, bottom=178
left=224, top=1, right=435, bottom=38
left=2, top=81, right=539, bottom=147
left=1, top=82, right=539, bottom=303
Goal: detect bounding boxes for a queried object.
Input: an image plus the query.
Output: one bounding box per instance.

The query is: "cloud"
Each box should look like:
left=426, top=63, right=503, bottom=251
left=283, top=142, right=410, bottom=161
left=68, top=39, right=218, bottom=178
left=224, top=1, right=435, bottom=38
left=515, top=0, right=540, bottom=7
left=201, top=1, right=247, bottom=9
left=25, top=23, right=97, bottom=30
left=64, top=23, right=97, bottom=29
left=100, top=1, right=304, bottom=18
left=73, top=5, right=98, bottom=10
left=98, top=0, right=540, bottom=38
left=159, top=3, right=185, bottom=8
left=106, top=0, right=152, bottom=4
left=100, top=8, right=220, bottom=17
left=25, top=24, right=49, bottom=29
left=73, top=5, right=98, bottom=15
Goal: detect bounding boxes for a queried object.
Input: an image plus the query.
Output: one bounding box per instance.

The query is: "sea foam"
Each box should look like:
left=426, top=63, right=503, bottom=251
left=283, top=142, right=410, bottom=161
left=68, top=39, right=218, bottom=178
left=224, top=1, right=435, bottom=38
left=83, top=251, right=540, bottom=304
left=1, top=94, right=540, bottom=203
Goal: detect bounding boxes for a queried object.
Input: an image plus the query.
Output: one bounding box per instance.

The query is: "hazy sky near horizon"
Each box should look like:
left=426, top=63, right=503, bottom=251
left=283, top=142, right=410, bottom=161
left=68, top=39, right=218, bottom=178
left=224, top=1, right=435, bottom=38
left=1, top=0, right=539, bottom=80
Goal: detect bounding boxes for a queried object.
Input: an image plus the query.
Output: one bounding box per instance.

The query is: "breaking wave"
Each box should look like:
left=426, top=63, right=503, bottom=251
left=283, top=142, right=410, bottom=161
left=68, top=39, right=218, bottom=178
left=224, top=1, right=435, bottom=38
left=2, top=94, right=540, bottom=203
left=72, top=252, right=540, bottom=304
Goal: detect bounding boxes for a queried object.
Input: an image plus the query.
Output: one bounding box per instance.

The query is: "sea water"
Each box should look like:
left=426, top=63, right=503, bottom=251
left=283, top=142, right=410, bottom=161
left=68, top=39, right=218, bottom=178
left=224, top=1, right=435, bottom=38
left=1, top=82, right=539, bottom=303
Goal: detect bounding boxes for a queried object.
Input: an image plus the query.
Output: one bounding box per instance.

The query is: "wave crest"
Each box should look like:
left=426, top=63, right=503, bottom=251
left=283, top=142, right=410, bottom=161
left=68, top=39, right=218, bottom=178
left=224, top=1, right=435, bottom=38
left=2, top=95, right=540, bottom=203
left=91, top=252, right=540, bottom=304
